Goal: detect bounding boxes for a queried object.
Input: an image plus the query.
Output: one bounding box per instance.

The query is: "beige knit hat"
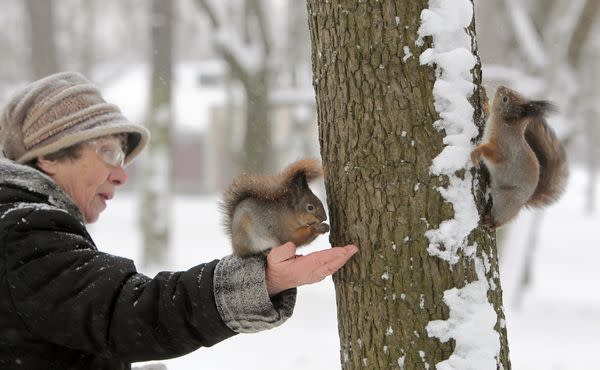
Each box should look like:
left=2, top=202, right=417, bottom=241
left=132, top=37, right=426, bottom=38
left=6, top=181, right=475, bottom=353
left=0, top=71, right=150, bottom=166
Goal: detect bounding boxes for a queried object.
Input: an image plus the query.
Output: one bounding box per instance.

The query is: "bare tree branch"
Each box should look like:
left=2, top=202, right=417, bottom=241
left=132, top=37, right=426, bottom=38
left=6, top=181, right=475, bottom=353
left=194, top=0, right=219, bottom=28
left=194, top=0, right=252, bottom=83
left=567, top=0, right=600, bottom=68
left=247, top=0, right=272, bottom=57
left=215, top=44, right=252, bottom=86
left=502, top=0, right=548, bottom=69
left=532, top=0, right=559, bottom=33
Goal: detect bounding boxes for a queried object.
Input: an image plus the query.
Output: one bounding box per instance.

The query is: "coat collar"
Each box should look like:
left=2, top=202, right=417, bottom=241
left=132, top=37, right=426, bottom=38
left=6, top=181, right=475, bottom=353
left=0, top=158, right=84, bottom=223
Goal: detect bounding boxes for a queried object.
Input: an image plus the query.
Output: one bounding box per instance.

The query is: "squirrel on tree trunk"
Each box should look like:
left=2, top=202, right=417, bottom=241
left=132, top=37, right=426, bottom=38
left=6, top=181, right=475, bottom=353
left=471, top=86, right=568, bottom=229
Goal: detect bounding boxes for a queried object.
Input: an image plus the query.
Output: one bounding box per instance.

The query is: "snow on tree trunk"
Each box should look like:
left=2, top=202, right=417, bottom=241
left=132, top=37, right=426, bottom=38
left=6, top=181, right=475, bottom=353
left=140, top=0, right=173, bottom=267
left=306, top=1, right=510, bottom=369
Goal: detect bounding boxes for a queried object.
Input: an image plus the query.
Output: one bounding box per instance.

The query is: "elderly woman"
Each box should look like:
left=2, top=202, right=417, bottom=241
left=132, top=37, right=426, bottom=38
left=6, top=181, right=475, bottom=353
left=0, top=72, right=357, bottom=370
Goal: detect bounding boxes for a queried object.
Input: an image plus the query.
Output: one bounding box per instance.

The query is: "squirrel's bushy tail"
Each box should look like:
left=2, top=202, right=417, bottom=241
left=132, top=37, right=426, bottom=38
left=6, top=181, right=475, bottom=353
left=525, top=117, right=568, bottom=207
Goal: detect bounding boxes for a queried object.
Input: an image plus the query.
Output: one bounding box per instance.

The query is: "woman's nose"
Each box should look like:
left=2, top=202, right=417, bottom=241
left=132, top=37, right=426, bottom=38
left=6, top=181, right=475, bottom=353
left=108, top=166, right=128, bottom=186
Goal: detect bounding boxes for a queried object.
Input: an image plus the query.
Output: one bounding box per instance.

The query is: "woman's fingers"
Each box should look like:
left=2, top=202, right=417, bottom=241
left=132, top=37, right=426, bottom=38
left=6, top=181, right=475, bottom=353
left=267, top=242, right=297, bottom=264
left=265, top=243, right=359, bottom=296
left=304, top=245, right=358, bottom=282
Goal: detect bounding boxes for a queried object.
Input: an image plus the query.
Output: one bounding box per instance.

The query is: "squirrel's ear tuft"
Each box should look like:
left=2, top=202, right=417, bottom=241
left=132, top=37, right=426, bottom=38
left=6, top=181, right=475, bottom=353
left=524, top=100, right=557, bottom=118
left=280, top=158, right=322, bottom=204
left=286, top=172, right=308, bottom=207
left=291, top=172, right=309, bottom=193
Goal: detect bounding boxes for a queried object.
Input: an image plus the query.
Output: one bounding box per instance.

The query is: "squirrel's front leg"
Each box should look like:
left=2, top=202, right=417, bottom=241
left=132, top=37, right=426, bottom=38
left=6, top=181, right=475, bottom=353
left=290, top=223, right=330, bottom=247
left=312, top=223, right=330, bottom=234
left=471, top=143, right=503, bottom=167
left=480, top=86, right=490, bottom=119
left=471, top=145, right=484, bottom=166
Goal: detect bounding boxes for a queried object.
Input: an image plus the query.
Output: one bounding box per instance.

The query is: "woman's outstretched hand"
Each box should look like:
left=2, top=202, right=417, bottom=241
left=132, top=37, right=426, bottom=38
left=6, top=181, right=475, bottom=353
left=265, top=242, right=359, bottom=296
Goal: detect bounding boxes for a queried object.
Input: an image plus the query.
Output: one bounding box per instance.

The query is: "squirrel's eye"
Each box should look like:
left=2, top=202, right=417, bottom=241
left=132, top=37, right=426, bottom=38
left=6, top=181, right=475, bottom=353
left=306, top=204, right=315, bottom=213
left=502, top=96, right=509, bottom=103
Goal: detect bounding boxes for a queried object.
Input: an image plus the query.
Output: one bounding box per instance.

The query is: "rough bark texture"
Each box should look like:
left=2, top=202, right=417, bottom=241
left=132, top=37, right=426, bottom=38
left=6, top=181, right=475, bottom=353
left=140, top=0, right=174, bottom=266
left=306, top=1, right=510, bottom=369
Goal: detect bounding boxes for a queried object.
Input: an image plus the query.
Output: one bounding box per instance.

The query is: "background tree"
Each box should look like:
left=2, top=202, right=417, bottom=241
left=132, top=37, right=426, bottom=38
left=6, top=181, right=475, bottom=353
left=194, top=0, right=274, bottom=173
left=306, top=1, right=510, bottom=368
left=139, top=0, right=174, bottom=267
left=24, top=0, right=59, bottom=78
left=281, top=0, right=317, bottom=162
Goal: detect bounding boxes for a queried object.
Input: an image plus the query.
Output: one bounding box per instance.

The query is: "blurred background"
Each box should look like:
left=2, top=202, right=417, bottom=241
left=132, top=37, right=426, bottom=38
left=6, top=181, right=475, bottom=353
left=0, top=0, right=598, bottom=369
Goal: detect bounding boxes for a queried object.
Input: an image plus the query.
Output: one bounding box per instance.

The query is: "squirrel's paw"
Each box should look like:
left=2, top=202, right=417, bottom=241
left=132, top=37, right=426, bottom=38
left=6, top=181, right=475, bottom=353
left=480, top=87, right=490, bottom=118
left=482, top=214, right=498, bottom=230
left=470, top=148, right=482, bottom=166
left=312, top=223, right=330, bottom=234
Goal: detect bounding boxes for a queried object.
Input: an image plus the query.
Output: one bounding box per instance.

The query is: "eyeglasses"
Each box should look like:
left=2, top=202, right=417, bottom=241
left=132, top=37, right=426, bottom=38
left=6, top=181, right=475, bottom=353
left=86, top=138, right=126, bottom=168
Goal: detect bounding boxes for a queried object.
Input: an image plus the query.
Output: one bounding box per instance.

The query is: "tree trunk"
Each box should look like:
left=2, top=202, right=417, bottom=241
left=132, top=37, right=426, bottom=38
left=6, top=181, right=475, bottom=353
left=140, top=0, right=174, bottom=267
left=306, top=1, right=510, bottom=369
left=79, top=0, right=96, bottom=78
left=241, top=69, right=273, bottom=173
left=24, top=0, right=59, bottom=79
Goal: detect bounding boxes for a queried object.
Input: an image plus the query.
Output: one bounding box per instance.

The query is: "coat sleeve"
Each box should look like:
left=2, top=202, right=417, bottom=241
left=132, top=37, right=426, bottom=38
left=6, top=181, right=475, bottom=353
left=2, top=205, right=294, bottom=362
left=213, top=254, right=296, bottom=334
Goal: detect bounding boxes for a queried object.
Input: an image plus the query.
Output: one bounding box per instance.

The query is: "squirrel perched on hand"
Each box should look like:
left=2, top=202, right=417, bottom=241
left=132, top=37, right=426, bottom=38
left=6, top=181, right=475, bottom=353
left=471, top=85, right=568, bottom=229
left=220, top=158, right=330, bottom=257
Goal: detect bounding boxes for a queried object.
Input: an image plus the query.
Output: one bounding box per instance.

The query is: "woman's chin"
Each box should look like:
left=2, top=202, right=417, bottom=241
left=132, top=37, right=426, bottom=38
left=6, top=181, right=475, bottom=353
left=84, top=211, right=101, bottom=224
left=84, top=200, right=106, bottom=224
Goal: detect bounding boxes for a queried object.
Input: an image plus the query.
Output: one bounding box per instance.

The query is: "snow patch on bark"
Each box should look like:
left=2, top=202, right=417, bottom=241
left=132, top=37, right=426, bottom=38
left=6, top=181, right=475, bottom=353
left=417, top=1, right=501, bottom=369
left=417, top=0, right=479, bottom=264
left=426, top=259, right=500, bottom=370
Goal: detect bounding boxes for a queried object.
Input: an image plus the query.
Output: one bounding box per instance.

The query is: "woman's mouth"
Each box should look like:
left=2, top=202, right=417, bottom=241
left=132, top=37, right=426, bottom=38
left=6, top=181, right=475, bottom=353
left=98, top=193, right=113, bottom=206
left=98, top=193, right=113, bottom=201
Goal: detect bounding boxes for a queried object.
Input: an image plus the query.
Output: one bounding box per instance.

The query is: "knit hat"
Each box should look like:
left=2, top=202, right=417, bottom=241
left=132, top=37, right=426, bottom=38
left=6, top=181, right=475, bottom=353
left=0, top=71, right=150, bottom=166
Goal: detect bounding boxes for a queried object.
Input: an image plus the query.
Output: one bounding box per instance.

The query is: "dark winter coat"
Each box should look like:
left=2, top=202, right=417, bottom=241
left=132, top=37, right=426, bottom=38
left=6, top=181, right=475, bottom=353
left=0, top=159, right=296, bottom=370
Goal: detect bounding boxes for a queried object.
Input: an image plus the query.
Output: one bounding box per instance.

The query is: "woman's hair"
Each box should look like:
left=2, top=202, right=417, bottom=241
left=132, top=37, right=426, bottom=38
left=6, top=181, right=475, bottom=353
left=25, top=143, right=84, bottom=171
left=25, top=133, right=128, bottom=172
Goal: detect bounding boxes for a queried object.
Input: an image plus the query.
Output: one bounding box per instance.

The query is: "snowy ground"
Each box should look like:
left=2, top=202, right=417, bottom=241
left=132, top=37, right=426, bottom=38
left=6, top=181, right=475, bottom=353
left=89, top=167, right=600, bottom=370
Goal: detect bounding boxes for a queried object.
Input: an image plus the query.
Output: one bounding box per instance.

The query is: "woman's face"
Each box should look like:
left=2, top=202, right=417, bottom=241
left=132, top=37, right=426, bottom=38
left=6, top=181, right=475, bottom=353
left=38, top=136, right=128, bottom=223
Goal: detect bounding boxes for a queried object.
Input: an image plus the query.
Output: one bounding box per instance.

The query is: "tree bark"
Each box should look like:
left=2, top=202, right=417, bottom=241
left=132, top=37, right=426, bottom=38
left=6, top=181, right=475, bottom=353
left=306, top=1, right=510, bottom=368
left=24, top=0, right=59, bottom=79
left=140, top=0, right=174, bottom=267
